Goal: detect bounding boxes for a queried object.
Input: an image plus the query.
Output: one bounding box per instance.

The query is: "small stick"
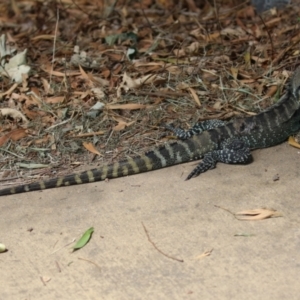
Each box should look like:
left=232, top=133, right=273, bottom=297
left=142, top=222, right=184, bottom=263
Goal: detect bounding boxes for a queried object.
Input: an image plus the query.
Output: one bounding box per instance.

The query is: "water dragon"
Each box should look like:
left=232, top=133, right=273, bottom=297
left=1, top=67, right=300, bottom=197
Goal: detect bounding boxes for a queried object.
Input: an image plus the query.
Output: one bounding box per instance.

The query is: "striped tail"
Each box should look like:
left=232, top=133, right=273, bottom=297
left=0, top=137, right=210, bottom=196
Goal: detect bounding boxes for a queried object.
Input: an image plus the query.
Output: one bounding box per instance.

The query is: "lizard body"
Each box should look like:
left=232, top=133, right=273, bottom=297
left=1, top=67, right=300, bottom=196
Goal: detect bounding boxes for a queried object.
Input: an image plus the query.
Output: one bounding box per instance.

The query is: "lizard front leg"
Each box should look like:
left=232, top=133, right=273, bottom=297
left=165, top=120, right=227, bottom=140
left=186, top=138, right=252, bottom=180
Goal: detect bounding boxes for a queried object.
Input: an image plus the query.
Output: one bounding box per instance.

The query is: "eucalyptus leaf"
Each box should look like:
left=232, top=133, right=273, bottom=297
left=73, top=227, right=94, bottom=251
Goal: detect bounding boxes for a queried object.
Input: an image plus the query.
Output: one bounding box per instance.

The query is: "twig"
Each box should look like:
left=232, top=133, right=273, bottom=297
left=55, top=260, right=61, bottom=273
left=0, top=148, right=25, bottom=159
left=78, top=257, right=101, bottom=270
left=50, top=7, right=60, bottom=85
left=214, top=204, right=237, bottom=219
left=272, top=36, right=300, bottom=66
left=45, top=118, right=72, bottom=132
left=142, top=222, right=184, bottom=263
left=258, top=15, right=274, bottom=60
left=70, top=0, right=90, bottom=16
left=50, top=238, right=76, bottom=255
left=72, top=131, right=106, bottom=138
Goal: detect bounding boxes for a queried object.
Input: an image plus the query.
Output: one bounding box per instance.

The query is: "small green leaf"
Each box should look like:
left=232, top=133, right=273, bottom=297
left=73, top=227, right=94, bottom=251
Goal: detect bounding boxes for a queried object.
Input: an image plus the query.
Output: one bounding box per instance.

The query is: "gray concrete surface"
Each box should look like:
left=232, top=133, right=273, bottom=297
left=1, top=143, right=300, bottom=299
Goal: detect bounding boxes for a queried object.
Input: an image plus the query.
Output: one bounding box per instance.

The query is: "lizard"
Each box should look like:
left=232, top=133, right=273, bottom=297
left=0, top=67, right=300, bottom=197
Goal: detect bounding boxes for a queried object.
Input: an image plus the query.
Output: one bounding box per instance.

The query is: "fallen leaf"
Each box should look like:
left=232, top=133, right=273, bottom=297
left=0, top=128, right=28, bottom=147
left=0, top=82, right=18, bottom=97
left=73, top=227, right=94, bottom=251
left=31, top=35, right=55, bottom=40
left=41, top=276, right=51, bottom=282
left=117, top=72, right=163, bottom=97
left=83, top=142, right=102, bottom=156
left=9, top=128, right=28, bottom=141
left=188, top=87, right=201, bottom=107
left=41, top=65, right=80, bottom=77
left=45, top=96, right=65, bottom=104
left=235, top=208, right=282, bottom=221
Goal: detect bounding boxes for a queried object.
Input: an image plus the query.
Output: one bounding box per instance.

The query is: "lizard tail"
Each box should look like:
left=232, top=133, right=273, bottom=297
left=0, top=139, right=201, bottom=196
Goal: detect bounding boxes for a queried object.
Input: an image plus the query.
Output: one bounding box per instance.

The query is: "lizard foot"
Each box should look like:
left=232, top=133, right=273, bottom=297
left=186, top=138, right=252, bottom=180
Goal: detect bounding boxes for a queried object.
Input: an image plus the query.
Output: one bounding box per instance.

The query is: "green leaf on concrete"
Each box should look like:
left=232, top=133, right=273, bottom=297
left=73, top=227, right=94, bottom=251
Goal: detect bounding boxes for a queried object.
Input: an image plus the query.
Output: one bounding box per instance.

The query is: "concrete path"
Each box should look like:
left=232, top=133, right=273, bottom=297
left=1, top=143, right=300, bottom=299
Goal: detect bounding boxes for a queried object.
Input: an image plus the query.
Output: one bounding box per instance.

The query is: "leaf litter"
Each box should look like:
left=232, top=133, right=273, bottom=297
left=0, top=0, right=300, bottom=186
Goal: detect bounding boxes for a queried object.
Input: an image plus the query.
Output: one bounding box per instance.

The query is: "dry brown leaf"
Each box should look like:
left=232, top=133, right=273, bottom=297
left=22, top=107, right=44, bottom=120
left=9, top=128, right=28, bottom=141
left=188, top=87, right=201, bottom=107
left=235, top=208, right=282, bottom=221
left=45, top=96, right=65, bottom=104
left=0, top=134, right=10, bottom=147
left=101, top=69, right=111, bottom=78
left=265, top=85, right=278, bottom=98
left=251, top=56, right=268, bottom=64
left=105, top=52, right=124, bottom=62
left=0, top=128, right=28, bottom=146
left=206, top=32, right=220, bottom=41
left=41, top=78, right=54, bottom=94
left=117, top=72, right=163, bottom=97
left=133, top=61, right=164, bottom=69
left=221, top=27, right=246, bottom=37
left=83, top=142, right=102, bottom=156
left=34, top=135, right=51, bottom=145
left=186, top=42, right=201, bottom=54
left=176, top=82, right=190, bottom=90
left=31, top=35, right=55, bottom=41
left=79, top=65, right=90, bottom=81
left=112, top=117, right=135, bottom=131
left=213, top=101, right=222, bottom=110
left=41, top=65, right=80, bottom=77
left=89, top=75, right=109, bottom=87
left=165, top=65, right=181, bottom=74
left=156, top=0, right=174, bottom=9
left=173, top=48, right=186, bottom=57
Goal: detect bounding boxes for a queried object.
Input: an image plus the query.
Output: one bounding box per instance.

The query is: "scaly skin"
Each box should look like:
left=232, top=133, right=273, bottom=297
left=1, top=67, right=300, bottom=196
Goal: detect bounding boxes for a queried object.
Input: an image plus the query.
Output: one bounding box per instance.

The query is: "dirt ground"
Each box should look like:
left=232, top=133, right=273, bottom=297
left=1, top=142, right=300, bottom=300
